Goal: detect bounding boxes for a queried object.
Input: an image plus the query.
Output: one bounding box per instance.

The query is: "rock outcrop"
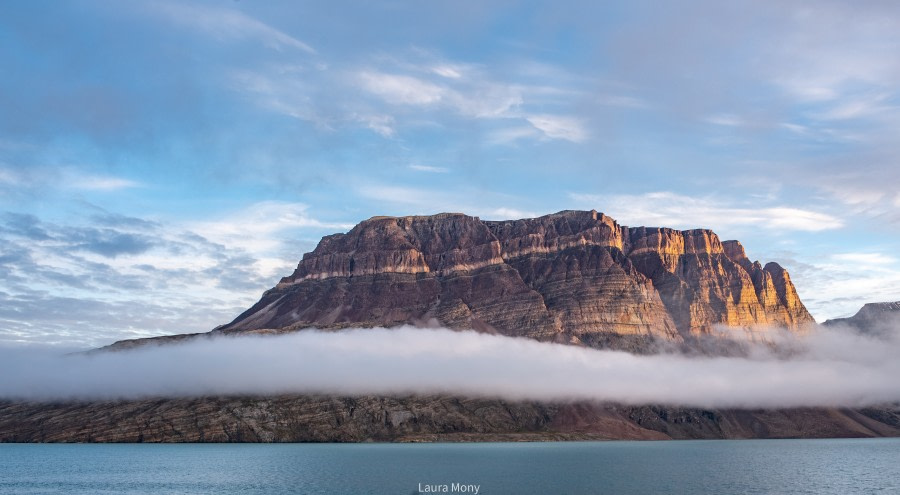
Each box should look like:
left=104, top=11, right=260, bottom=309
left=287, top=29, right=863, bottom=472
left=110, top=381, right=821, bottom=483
left=217, top=210, right=813, bottom=349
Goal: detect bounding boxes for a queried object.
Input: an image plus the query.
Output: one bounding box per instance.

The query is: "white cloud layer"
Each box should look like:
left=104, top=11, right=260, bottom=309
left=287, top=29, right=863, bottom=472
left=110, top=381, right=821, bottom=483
left=2, top=326, right=899, bottom=408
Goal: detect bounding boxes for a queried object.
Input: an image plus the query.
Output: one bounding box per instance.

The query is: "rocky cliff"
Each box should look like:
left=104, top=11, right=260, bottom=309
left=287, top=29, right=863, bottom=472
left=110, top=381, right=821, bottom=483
left=218, top=210, right=813, bottom=349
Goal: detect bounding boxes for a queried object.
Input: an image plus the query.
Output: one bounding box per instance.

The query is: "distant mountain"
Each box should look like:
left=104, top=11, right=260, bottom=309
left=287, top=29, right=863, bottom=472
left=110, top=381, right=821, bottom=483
left=217, top=210, right=813, bottom=351
left=824, top=302, right=900, bottom=334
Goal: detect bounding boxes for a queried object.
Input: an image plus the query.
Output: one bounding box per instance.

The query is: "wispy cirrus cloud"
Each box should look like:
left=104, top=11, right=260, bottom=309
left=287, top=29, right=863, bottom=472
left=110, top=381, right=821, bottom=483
left=230, top=56, right=589, bottom=143
left=147, top=2, right=315, bottom=53
left=487, top=126, right=541, bottom=145
left=408, top=164, right=449, bottom=173
left=784, top=249, right=900, bottom=321
left=831, top=253, right=897, bottom=266
left=354, top=114, right=396, bottom=137
left=816, top=93, right=896, bottom=121
left=201, top=14, right=621, bottom=148
left=228, top=66, right=320, bottom=123
left=357, top=69, right=524, bottom=118
left=569, top=191, right=843, bottom=233
left=705, top=114, right=746, bottom=127
left=365, top=46, right=648, bottom=144
left=0, top=165, right=140, bottom=193
left=430, top=64, right=465, bottom=79
left=0, top=202, right=351, bottom=347
left=188, top=201, right=353, bottom=263
left=358, top=72, right=446, bottom=106
left=356, top=183, right=537, bottom=221
left=68, top=175, right=140, bottom=191
left=525, top=114, right=587, bottom=142
left=768, top=6, right=900, bottom=104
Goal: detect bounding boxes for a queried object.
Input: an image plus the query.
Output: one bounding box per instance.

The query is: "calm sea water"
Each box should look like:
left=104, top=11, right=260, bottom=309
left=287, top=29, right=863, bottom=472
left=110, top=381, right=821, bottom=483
left=1, top=439, right=898, bottom=494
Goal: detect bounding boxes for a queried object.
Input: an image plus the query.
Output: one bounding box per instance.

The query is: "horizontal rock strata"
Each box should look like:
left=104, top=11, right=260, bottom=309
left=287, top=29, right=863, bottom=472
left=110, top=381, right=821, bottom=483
left=218, top=210, right=813, bottom=348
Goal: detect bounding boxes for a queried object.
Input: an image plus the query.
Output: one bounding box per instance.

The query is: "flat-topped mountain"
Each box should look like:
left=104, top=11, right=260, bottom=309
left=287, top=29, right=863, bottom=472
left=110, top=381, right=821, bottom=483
left=218, top=210, right=813, bottom=349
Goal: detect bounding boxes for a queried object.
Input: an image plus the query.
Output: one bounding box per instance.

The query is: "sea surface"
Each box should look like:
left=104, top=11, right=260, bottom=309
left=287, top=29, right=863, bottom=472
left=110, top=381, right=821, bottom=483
left=1, top=438, right=898, bottom=494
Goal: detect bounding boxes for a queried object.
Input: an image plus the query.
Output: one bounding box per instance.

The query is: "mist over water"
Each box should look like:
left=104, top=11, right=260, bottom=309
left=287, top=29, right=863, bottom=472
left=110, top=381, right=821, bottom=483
left=1, top=325, right=899, bottom=408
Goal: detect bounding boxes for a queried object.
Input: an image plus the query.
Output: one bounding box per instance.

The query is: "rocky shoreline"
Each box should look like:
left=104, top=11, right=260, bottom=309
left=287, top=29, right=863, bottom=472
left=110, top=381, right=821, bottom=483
left=2, top=396, right=898, bottom=443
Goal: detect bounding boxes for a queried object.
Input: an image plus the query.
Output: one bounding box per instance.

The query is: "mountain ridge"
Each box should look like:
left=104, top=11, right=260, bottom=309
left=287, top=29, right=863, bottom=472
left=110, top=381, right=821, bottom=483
left=217, top=209, right=813, bottom=351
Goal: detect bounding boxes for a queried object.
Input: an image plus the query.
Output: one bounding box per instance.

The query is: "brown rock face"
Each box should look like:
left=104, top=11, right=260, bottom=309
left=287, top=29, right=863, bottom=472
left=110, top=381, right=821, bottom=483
left=218, top=210, right=814, bottom=348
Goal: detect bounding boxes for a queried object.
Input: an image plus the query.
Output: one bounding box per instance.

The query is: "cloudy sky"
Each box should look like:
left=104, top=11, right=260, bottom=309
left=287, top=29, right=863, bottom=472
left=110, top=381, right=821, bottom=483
left=2, top=0, right=899, bottom=347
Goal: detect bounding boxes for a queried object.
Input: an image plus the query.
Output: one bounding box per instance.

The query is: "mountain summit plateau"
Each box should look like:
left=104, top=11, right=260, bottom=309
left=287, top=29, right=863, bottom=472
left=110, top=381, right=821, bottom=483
left=218, top=210, right=813, bottom=350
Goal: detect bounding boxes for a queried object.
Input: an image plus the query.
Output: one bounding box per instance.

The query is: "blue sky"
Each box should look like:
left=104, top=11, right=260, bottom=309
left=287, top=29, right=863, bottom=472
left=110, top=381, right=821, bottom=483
left=2, top=0, right=900, bottom=347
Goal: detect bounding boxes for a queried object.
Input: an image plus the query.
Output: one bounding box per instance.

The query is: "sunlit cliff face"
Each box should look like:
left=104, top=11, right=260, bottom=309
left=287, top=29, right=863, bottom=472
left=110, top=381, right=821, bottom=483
left=222, top=211, right=812, bottom=344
